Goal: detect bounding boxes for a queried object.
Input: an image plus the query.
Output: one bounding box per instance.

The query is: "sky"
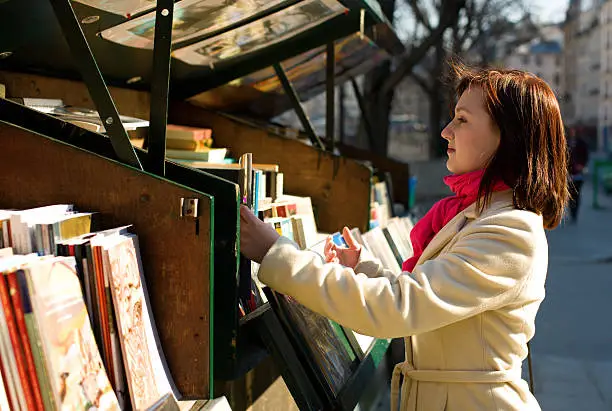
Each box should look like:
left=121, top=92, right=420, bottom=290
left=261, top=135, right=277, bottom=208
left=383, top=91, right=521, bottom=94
left=528, top=0, right=569, bottom=23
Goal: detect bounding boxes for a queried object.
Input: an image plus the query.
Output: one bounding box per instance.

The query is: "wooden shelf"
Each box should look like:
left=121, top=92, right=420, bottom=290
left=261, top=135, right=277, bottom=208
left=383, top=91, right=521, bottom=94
left=0, top=120, right=214, bottom=397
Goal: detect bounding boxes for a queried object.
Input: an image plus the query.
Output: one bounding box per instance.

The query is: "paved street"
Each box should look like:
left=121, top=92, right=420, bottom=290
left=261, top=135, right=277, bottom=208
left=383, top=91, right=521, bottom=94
left=530, top=180, right=612, bottom=410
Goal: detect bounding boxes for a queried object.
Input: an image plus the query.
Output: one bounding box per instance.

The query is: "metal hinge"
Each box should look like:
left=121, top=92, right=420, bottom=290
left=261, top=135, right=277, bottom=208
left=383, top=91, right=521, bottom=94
left=180, top=198, right=199, bottom=218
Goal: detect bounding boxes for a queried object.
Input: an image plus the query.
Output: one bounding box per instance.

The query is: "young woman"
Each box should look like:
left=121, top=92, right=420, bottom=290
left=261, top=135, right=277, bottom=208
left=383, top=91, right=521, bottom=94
left=240, top=65, right=568, bottom=411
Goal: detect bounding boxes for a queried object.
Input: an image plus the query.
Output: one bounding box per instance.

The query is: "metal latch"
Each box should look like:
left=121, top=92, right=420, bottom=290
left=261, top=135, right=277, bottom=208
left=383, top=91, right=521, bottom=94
left=180, top=198, right=199, bottom=218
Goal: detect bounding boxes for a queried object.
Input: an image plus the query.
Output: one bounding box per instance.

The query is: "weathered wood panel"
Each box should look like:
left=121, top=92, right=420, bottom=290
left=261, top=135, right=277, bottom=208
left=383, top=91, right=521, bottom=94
left=169, top=104, right=372, bottom=233
left=0, top=123, right=211, bottom=397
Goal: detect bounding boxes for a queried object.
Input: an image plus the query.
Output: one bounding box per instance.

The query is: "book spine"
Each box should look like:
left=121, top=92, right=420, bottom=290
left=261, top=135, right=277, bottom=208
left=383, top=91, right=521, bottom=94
left=85, top=244, right=103, bottom=350
left=0, top=346, right=16, bottom=411
left=2, top=220, right=11, bottom=248
left=41, top=225, right=50, bottom=256
left=100, top=249, right=127, bottom=409
left=0, top=293, right=24, bottom=411
left=93, top=246, right=114, bottom=387
left=6, top=272, right=45, bottom=410
left=0, top=274, right=35, bottom=410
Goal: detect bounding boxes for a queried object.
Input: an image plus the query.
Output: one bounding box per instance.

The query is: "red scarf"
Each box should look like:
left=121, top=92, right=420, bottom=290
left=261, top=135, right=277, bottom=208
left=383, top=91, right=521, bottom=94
left=402, top=169, right=510, bottom=272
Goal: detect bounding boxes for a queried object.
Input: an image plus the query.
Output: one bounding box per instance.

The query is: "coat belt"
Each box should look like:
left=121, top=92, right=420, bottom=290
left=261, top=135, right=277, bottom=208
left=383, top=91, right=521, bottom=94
left=390, top=361, right=522, bottom=411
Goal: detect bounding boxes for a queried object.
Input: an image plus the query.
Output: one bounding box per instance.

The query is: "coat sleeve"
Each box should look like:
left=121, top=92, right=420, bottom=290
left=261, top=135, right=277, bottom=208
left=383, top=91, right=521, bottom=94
left=257, top=211, right=541, bottom=338
left=352, top=246, right=402, bottom=281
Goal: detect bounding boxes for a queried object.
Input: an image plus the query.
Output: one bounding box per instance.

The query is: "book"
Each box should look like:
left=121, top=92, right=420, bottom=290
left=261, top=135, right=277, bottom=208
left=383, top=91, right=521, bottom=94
left=382, top=227, right=405, bottom=267
left=72, top=0, right=155, bottom=17
left=5, top=270, right=46, bottom=410
left=8, top=99, right=149, bottom=132
left=0, top=272, right=26, bottom=410
left=104, top=234, right=178, bottom=409
left=0, top=259, right=38, bottom=411
left=166, top=148, right=227, bottom=163
left=361, top=228, right=401, bottom=273
left=8, top=204, right=74, bottom=254
left=173, top=0, right=346, bottom=66
left=166, top=124, right=212, bottom=143
left=24, top=257, right=120, bottom=410
left=100, top=0, right=293, bottom=48
left=16, top=268, right=55, bottom=411
left=90, top=234, right=127, bottom=407
left=278, top=195, right=318, bottom=248
left=267, top=290, right=356, bottom=398
left=0, top=363, right=10, bottom=411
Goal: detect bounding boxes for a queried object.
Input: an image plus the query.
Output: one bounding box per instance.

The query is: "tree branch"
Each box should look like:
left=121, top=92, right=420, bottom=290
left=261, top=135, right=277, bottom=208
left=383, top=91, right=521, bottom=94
left=381, top=0, right=465, bottom=95
left=408, top=0, right=432, bottom=31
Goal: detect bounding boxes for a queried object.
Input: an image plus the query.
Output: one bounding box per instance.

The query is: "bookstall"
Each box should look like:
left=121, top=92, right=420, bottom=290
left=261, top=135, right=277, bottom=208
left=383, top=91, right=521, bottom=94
left=0, top=0, right=409, bottom=409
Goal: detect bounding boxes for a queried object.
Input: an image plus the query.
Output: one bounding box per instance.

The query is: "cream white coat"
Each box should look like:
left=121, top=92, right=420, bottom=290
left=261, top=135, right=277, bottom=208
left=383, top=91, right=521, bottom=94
left=258, top=191, right=546, bottom=410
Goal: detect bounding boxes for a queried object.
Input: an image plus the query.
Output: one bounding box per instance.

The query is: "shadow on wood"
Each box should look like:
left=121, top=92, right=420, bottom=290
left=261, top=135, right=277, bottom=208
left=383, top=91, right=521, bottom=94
left=169, top=104, right=372, bottom=233
left=0, top=123, right=212, bottom=398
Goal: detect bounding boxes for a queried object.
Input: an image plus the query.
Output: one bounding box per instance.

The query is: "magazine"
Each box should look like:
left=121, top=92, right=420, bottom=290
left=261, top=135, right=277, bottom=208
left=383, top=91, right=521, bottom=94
left=173, top=0, right=345, bottom=66
left=101, top=0, right=292, bottom=49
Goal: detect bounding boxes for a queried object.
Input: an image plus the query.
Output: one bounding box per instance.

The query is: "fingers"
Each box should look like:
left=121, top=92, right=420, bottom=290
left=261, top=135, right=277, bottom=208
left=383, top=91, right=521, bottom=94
left=342, top=226, right=359, bottom=250
left=240, top=205, right=259, bottom=226
left=324, top=237, right=334, bottom=255
left=239, top=205, right=250, bottom=223
left=326, top=249, right=338, bottom=263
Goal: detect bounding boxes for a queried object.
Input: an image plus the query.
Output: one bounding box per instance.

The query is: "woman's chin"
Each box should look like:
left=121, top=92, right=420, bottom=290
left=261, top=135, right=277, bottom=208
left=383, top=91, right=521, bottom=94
left=445, top=159, right=457, bottom=173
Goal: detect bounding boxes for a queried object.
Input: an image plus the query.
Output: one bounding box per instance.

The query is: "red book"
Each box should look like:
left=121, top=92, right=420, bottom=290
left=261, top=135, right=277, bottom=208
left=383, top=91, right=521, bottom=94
left=6, top=272, right=45, bottom=410
left=275, top=205, right=288, bottom=218
left=0, top=275, right=35, bottom=410
left=0, top=349, right=16, bottom=411
left=93, top=245, right=115, bottom=387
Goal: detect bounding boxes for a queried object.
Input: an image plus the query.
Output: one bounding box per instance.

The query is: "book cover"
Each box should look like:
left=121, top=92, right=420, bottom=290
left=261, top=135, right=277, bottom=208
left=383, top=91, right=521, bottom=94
left=25, top=257, right=120, bottom=410
left=0, top=357, right=11, bottom=411
left=0, top=293, right=25, bottom=410
left=100, top=239, right=128, bottom=408
left=166, top=148, right=227, bottom=163
left=0, top=269, right=36, bottom=410
left=16, top=269, right=55, bottom=411
left=270, top=291, right=355, bottom=397
left=0, top=260, right=27, bottom=411
left=100, top=0, right=291, bottom=48
left=72, top=0, right=155, bottom=16
left=92, top=242, right=115, bottom=388
left=6, top=272, right=45, bottom=410
left=166, top=124, right=212, bottom=142
left=173, top=0, right=346, bottom=66
left=105, top=234, right=178, bottom=409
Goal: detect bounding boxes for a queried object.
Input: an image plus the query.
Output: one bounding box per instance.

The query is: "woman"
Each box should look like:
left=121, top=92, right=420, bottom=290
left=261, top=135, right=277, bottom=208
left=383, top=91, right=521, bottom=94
left=240, top=65, right=568, bottom=410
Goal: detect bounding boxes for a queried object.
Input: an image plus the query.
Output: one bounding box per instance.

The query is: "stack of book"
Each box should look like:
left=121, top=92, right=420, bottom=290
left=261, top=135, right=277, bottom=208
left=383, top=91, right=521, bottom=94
left=369, top=180, right=393, bottom=229
left=163, top=125, right=227, bottom=164
left=0, top=205, right=184, bottom=411
left=8, top=98, right=149, bottom=134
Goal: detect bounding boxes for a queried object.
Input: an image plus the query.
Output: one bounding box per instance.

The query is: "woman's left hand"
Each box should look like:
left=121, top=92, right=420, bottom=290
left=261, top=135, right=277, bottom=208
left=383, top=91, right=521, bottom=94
left=240, top=205, right=280, bottom=263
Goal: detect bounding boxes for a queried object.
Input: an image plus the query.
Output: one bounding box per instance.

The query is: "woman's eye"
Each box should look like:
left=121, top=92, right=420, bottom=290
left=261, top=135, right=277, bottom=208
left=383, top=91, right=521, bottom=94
left=455, top=117, right=466, bottom=124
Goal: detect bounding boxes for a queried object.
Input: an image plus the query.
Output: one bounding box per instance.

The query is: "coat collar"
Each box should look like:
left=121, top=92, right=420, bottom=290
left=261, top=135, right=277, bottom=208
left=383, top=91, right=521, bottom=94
left=415, top=190, right=514, bottom=266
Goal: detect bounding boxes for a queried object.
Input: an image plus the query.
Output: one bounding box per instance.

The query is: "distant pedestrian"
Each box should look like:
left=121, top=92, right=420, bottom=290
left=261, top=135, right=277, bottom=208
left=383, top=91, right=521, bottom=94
left=567, top=128, right=589, bottom=223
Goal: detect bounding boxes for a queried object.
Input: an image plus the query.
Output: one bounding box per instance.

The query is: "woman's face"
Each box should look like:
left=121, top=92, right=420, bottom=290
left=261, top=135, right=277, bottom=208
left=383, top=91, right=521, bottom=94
left=441, top=85, right=501, bottom=174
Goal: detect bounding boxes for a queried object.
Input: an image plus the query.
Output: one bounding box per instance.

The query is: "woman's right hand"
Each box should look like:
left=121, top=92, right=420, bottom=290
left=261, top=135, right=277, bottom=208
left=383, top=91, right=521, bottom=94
left=324, top=226, right=361, bottom=268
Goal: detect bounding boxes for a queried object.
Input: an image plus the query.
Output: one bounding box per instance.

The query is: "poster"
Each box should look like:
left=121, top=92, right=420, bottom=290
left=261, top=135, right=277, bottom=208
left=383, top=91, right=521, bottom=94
left=73, top=0, right=156, bottom=17
left=101, top=0, right=292, bottom=49
left=173, top=0, right=346, bottom=66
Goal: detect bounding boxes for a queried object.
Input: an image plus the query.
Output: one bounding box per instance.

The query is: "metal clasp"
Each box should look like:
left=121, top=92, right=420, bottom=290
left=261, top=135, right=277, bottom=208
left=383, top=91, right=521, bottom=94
left=180, top=198, right=199, bottom=218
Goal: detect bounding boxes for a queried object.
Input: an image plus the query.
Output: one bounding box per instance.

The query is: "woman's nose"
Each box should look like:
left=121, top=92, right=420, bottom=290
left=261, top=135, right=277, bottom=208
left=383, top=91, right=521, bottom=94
left=441, top=123, right=453, bottom=141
